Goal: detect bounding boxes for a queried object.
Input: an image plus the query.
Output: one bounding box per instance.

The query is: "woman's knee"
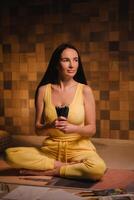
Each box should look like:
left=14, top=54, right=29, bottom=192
left=5, top=147, right=14, bottom=158
left=84, top=160, right=107, bottom=181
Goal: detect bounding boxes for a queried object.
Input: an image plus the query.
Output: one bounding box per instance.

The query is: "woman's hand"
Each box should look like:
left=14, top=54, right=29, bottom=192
left=55, top=116, right=78, bottom=133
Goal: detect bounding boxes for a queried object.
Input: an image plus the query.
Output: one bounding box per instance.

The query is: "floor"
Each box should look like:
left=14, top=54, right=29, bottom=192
left=0, top=136, right=134, bottom=199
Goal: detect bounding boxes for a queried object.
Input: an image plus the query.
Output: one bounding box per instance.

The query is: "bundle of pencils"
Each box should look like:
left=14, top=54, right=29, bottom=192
left=55, top=106, right=69, bottom=118
left=75, top=188, right=126, bottom=197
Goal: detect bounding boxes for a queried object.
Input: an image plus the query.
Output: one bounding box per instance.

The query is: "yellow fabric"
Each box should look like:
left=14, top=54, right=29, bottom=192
left=6, top=83, right=106, bottom=180
left=41, top=136, right=106, bottom=180
left=6, top=147, right=55, bottom=170
left=44, top=83, right=85, bottom=137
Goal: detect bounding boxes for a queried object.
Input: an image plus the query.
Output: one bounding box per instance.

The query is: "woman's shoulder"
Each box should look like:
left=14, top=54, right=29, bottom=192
left=82, top=84, right=94, bottom=97
left=38, top=84, right=50, bottom=94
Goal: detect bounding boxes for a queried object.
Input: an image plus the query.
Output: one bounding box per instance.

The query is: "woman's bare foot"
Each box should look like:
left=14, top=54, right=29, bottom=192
left=19, top=161, right=80, bottom=176
left=54, top=161, right=68, bottom=168
left=54, top=160, right=80, bottom=168
left=19, top=168, right=60, bottom=176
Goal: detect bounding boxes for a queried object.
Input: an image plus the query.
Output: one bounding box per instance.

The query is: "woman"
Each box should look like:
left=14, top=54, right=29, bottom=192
left=6, top=43, right=106, bottom=180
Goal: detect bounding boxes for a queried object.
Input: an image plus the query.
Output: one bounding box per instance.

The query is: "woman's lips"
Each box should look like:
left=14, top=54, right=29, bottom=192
left=67, top=70, right=75, bottom=73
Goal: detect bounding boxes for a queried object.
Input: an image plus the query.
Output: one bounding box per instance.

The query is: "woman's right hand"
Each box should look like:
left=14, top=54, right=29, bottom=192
left=55, top=116, right=67, bottom=129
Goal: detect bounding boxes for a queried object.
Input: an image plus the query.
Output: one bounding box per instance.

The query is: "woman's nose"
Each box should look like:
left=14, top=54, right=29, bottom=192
left=68, top=61, right=73, bottom=68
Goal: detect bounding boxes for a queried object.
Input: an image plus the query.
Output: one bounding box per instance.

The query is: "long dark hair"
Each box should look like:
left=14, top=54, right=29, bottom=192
left=35, top=43, right=87, bottom=102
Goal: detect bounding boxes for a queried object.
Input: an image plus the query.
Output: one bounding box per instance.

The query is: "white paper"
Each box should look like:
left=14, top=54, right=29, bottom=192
left=2, top=186, right=49, bottom=200
left=39, top=189, right=82, bottom=200
left=2, top=185, right=82, bottom=200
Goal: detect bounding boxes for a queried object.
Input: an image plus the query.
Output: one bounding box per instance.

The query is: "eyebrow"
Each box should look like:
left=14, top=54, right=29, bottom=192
left=60, top=56, right=78, bottom=59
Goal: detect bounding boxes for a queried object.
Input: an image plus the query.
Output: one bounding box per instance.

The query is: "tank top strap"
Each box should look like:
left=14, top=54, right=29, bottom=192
left=73, top=83, right=84, bottom=104
left=44, top=83, right=51, bottom=104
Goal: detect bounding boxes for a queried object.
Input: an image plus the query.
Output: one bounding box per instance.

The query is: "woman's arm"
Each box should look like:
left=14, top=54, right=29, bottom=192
left=35, top=86, right=54, bottom=135
left=35, top=86, right=45, bottom=129
left=78, top=85, right=96, bottom=137
left=55, top=85, right=96, bottom=137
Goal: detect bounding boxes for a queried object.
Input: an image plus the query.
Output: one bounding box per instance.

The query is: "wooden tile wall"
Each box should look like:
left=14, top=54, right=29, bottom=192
left=0, top=0, right=134, bottom=139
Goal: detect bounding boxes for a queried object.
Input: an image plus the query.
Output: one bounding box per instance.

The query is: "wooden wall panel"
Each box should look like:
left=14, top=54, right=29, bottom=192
left=0, top=0, right=134, bottom=139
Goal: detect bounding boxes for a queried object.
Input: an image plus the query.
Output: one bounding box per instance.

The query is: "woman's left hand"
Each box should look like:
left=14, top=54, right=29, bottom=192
left=55, top=116, right=78, bottom=133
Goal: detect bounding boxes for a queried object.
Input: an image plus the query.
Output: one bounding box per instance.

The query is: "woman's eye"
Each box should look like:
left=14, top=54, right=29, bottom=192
left=61, top=59, right=69, bottom=62
left=61, top=58, right=78, bottom=62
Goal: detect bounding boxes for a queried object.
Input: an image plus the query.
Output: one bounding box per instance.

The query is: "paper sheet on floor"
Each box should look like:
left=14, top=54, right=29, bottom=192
left=2, top=185, right=82, bottom=200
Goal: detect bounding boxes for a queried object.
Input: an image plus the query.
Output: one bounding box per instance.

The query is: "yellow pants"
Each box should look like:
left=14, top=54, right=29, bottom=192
left=6, top=136, right=106, bottom=180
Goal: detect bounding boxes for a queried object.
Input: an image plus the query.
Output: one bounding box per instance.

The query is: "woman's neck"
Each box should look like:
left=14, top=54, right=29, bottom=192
left=58, top=79, right=78, bottom=91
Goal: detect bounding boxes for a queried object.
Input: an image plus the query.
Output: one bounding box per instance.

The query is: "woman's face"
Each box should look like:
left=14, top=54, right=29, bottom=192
left=58, top=48, right=79, bottom=79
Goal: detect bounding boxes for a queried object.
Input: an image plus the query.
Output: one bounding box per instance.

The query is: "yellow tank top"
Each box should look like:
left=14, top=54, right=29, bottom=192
left=43, top=83, right=85, bottom=138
